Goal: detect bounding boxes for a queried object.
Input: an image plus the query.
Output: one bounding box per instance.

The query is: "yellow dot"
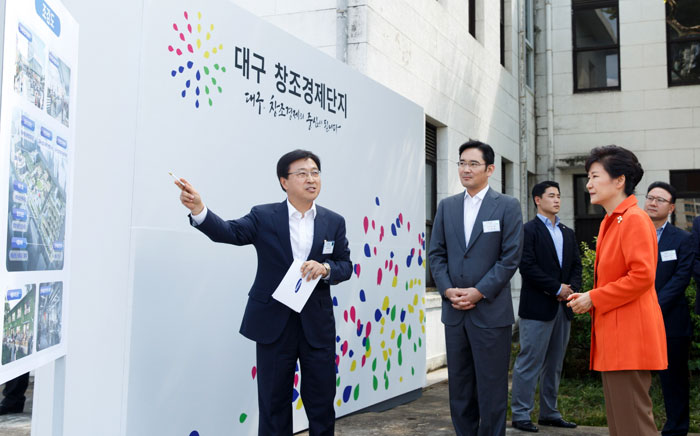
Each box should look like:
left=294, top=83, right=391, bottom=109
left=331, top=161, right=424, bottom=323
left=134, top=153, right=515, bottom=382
left=419, top=310, right=425, bottom=323
left=422, top=325, right=426, bottom=333
left=413, top=294, right=418, bottom=305
left=350, top=360, right=357, bottom=371
left=383, top=350, right=388, bottom=361
left=380, top=318, right=386, bottom=326
left=390, top=330, right=395, bottom=339
left=206, top=32, right=211, bottom=40
left=392, top=276, right=397, bottom=287
left=418, top=279, right=422, bottom=285
left=337, top=399, right=342, bottom=407
left=219, top=44, right=223, bottom=50
left=409, top=280, right=414, bottom=288
left=388, top=348, right=393, bottom=356
left=382, top=296, right=390, bottom=311
left=210, top=24, right=214, bottom=30
left=196, top=39, right=202, bottom=49
left=380, top=340, right=386, bottom=349
left=400, top=323, right=406, bottom=334
left=380, top=327, right=384, bottom=334
left=212, top=47, right=218, bottom=54
left=408, top=304, right=415, bottom=313
left=296, top=398, right=304, bottom=410
left=197, top=11, right=202, bottom=19
left=203, top=51, right=210, bottom=58
left=400, top=377, right=403, bottom=382
left=197, top=24, right=202, bottom=33
left=365, top=348, right=371, bottom=357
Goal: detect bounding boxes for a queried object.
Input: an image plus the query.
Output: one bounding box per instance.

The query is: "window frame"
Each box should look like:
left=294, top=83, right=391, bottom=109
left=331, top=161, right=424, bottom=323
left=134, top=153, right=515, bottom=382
left=665, top=0, right=700, bottom=87
left=525, top=0, right=535, bottom=89
left=571, top=0, right=621, bottom=93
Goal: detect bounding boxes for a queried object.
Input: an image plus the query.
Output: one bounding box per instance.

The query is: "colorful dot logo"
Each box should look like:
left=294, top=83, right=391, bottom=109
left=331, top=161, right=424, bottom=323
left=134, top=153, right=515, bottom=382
left=168, top=11, right=226, bottom=108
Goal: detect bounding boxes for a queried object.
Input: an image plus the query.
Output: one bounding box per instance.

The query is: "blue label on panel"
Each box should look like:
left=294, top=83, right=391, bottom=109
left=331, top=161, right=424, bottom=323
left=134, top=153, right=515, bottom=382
left=41, top=126, right=53, bottom=140
left=48, top=52, right=59, bottom=67
left=12, top=208, right=28, bottom=221
left=53, top=241, right=63, bottom=251
left=56, top=136, right=67, bottom=148
left=7, top=289, right=22, bottom=300
left=21, top=115, right=35, bottom=131
left=18, top=23, right=32, bottom=41
left=40, top=285, right=52, bottom=295
left=35, top=0, right=61, bottom=37
left=13, top=181, right=27, bottom=193
left=11, top=237, right=28, bottom=249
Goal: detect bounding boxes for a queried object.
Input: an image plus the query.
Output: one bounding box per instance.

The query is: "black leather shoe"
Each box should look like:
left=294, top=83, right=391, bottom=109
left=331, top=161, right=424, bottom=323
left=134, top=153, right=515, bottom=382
left=0, top=404, right=24, bottom=415
left=512, top=420, right=539, bottom=432
left=538, top=418, right=577, bottom=428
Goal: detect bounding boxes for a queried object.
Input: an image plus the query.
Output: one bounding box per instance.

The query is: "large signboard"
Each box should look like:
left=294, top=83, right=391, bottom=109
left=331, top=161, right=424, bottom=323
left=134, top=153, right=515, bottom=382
left=0, top=0, right=77, bottom=384
left=125, top=0, right=425, bottom=434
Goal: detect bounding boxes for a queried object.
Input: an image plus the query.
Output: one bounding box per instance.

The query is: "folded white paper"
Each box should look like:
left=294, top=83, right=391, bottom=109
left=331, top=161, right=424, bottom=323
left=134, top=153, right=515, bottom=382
left=272, top=259, right=321, bottom=313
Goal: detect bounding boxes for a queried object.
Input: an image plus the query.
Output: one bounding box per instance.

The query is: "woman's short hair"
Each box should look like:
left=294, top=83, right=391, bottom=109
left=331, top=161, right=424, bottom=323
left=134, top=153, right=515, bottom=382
left=585, top=145, right=644, bottom=196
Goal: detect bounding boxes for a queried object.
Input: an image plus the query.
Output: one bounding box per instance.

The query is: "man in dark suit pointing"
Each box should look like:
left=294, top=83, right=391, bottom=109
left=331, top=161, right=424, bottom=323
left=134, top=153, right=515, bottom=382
left=644, top=181, right=693, bottom=436
left=429, top=140, right=524, bottom=436
left=510, top=181, right=581, bottom=432
left=177, top=149, right=352, bottom=436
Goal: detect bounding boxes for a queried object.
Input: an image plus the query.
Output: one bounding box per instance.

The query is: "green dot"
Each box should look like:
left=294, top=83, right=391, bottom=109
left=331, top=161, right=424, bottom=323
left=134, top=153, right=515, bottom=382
left=397, top=333, right=402, bottom=348
left=372, top=358, right=377, bottom=371
left=365, top=338, right=371, bottom=351
left=221, top=66, right=226, bottom=72
left=214, top=63, right=220, bottom=70
left=205, top=86, right=210, bottom=94
left=414, top=343, right=417, bottom=352
left=218, top=86, right=222, bottom=93
left=390, top=306, right=396, bottom=321
left=408, top=325, right=412, bottom=340
left=419, top=338, right=422, bottom=347
left=398, top=350, right=403, bottom=366
left=411, top=366, right=415, bottom=375
left=203, top=66, right=210, bottom=75
left=387, top=358, right=391, bottom=372
left=353, top=384, right=360, bottom=401
left=239, top=413, right=247, bottom=423
left=211, top=77, right=217, bottom=85
left=336, top=377, right=341, bottom=387
left=208, top=98, right=213, bottom=106
left=372, top=375, right=378, bottom=390
left=405, top=282, right=408, bottom=290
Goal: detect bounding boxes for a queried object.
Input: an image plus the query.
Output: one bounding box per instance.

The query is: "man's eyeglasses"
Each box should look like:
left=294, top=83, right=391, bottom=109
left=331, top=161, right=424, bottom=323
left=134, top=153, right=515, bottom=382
left=457, top=161, right=487, bottom=169
left=288, top=169, right=321, bottom=179
left=645, top=195, right=671, bottom=204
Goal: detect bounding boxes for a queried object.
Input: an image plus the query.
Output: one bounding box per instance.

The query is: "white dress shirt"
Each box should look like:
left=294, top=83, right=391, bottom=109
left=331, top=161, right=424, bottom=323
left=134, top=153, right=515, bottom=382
left=464, top=185, right=490, bottom=247
left=191, top=200, right=316, bottom=261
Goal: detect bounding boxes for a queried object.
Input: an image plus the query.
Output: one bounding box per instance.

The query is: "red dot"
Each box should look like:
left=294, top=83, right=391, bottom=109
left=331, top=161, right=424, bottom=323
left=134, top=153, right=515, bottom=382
left=180, top=33, right=186, bottom=41
left=173, top=23, right=178, bottom=31
left=168, top=45, right=174, bottom=52
left=377, top=268, right=383, bottom=285
left=251, top=366, right=257, bottom=379
left=184, top=11, right=189, bottom=19
left=176, top=48, right=183, bottom=55
left=187, top=23, right=192, bottom=33
left=187, top=44, right=194, bottom=53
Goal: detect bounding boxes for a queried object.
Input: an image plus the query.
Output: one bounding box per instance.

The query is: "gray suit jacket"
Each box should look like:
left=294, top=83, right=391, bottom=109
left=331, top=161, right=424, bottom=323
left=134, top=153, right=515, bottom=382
left=428, top=187, right=524, bottom=328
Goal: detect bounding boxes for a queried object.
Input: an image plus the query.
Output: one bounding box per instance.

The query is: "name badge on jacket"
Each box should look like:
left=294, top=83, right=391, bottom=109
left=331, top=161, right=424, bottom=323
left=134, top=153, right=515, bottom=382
left=483, top=220, right=500, bottom=233
left=660, top=250, right=677, bottom=262
left=323, top=240, right=335, bottom=254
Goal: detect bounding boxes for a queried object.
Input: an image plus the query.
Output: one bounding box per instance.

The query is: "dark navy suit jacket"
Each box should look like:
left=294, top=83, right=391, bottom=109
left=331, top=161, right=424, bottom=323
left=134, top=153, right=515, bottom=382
left=693, top=216, right=700, bottom=315
left=656, top=223, right=693, bottom=338
left=192, top=200, right=352, bottom=348
left=518, top=217, right=581, bottom=322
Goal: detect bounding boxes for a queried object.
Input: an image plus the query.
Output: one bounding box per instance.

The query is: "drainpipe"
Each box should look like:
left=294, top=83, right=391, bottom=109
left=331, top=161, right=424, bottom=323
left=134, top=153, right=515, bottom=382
left=518, top=0, right=528, bottom=218
left=545, top=0, right=554, bottom=179
left=336, top=0, right=348, bottom=63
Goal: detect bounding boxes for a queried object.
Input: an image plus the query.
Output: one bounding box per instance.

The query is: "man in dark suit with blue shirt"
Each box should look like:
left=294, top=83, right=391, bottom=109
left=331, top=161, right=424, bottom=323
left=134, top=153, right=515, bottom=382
left=429, top=140, right=524, bottom=436
left=644, top=181, right=694, bottom=436
left=511, top=181, right=580, bottom=432
left=692, top=215, right=700, bottom=316
left=176, top=149, right=352, bottom=436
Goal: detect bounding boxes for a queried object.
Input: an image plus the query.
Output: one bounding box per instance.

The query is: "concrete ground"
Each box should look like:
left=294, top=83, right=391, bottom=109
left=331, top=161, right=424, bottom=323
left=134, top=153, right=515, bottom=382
left=3, top=370, right=696, bottom=435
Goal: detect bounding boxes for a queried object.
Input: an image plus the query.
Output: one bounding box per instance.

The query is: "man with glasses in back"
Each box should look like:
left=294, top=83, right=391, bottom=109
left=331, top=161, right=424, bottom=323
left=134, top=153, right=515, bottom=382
left=175, top=149, right=352, bottom=436
left=429, top=140, right=524, bottom=436
left=644, top=181, right=694, bottom=436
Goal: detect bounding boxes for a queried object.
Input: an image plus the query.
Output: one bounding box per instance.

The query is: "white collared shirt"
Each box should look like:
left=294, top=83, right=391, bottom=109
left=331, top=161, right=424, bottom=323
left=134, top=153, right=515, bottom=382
left=190, top=200, right=316, bottom=261
left=287, top=199, right=316, bottom=261
left=464, top=185, right=489, bottom=247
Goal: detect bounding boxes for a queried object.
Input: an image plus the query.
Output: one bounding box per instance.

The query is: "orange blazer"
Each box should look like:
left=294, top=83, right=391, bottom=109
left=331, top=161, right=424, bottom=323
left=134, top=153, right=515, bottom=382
left=588, top=195, right=667, bottom=371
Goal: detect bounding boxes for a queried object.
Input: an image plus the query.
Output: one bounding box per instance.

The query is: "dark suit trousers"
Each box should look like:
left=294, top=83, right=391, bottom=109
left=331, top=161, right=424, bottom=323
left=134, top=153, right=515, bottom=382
left=658, top=337, right=690, bottom=436
left=1, top=373, right=29, bottom=409
left=255, top=312, right=335, bottom=436
left=445, top=316, right=512, bottom=436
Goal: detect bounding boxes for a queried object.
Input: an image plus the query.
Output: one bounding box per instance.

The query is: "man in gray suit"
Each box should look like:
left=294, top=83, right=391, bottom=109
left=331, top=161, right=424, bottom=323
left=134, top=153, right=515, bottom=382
left=429, top=140, right=524, bottom=436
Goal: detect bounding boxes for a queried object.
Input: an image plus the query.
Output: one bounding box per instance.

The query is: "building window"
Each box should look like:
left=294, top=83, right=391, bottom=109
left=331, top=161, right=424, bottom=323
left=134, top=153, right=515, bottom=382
left=666, top=0, right=700, bottom=86
left=500, top=0, right=506, bottom=66
left=469, top=0, right=476, bottom=38
left=573, top=174, right=605, bottom=247
left=572, top=0, right=620, bottom=92
left=670, top=170, right=700, bottom=232
left=425, top=122, right=438, bottom=288
left=525, top=0, right=534, bottom=88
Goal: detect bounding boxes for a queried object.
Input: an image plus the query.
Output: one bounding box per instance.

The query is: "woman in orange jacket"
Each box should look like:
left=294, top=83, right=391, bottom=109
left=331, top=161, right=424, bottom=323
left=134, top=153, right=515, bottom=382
left=568, top=145, right=667, bottom=436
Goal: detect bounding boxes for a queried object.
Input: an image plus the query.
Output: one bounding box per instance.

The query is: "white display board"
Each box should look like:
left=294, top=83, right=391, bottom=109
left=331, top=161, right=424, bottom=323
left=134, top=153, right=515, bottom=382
left=0, top=0, right=77, bottom=384
left=124, top=0, right=425, bottom=434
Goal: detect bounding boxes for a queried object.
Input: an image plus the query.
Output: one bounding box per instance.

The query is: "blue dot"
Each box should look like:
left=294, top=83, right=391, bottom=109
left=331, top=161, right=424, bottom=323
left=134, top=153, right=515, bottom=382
left=333, top=296, right=338, bottom=306
left=400, top=309, right=406, bottom=322
left=295, top=363, right=299, bottom=371
left=418, top=255, right=423, bottom=266
left=195, top=87, right=200, bottom=96
left=190, top=432, right=199, bottom=436
left=336, top=335, right=341, bottom=343
left=349, top=350, right=354, bottom=358
left=385, top=308, right=390, bottom=315
left=187, top=61, right=194, bottom=68
left=390, top=251, right=394, bottom=258
left=181, top=90, right=186, bottom=98
left=359, top=290, right=366, bottom=302
left=292, top=388, right=299, bottom=402
left=375, top=197, right=380, bottom=206
left=356, top=324, right=363, bottom=336
left=171, top=70, right=177, bottom=77
left=185, top=80, right=191, bottom=88
left=406, top=255, right=413, bottom=268
left=343, top=386, right=352, bottom=402
left=364, top=243, right=371, bottom=257
left=374, top=309, right=382, bottom=321
left=391, top=224, right=397, bottom=236
left=362, top=337, right=367, bottom=346
left=396, top=218, right=401, bottom=228
left=195, top=100, right=199, bottom=108
left=178, top=66, right=185, bottom=73
left=196, top=70, right=201, bottom=81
